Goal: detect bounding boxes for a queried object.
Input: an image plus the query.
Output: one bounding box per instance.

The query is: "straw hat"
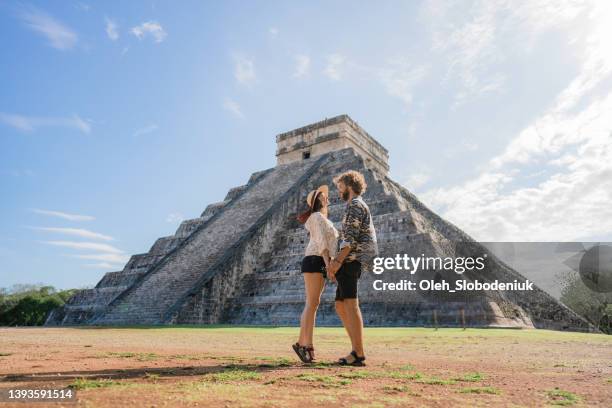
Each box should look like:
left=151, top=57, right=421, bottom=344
left=306, top=185, right=329, bottom=208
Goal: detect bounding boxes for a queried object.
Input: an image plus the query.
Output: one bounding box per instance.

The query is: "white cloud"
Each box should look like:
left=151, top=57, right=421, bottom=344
left=131, top=21, right=167, bottom=43
left=133, top=124, right=158, bottom=137
left=233, top=54, right=256, bottom=85
left=75, top=2, right=90, bottom=12
left=223, top=98, right=245, bottom=119
left=420, top=0, right=587, bottom=107
left=324, top=54, right=346, bottom=80
left=403, top=172, right=431, bottom=191
left=83, top=262, right=123, bottom=269
left=269, top=27, right=279, bottom=36
left=419, top=0, right=612, bottom=242
left=378, top=58, right=428, bottom=110
left=0, top=112, right=91, bottom=134
left=18, top=6, right=77, bottom=50
left=41, top=240, right=124, bottom=254
left=166, top=212, right=185, bottom=223
left=30, top=209, right=95, bottom=221
left=69, top=253, right=129, bottom=264
left=293, top=54, right=311, bottom=78
left=25, top=226, right=114, bottom=241
left=105, top=17, right=119, bottom=41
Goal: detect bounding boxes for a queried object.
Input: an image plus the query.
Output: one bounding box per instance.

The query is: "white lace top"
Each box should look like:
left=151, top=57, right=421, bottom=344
left=304, top=212, right=339, bottom=258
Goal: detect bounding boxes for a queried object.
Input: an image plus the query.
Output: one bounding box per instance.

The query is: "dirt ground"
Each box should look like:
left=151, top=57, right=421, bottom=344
left=0, top=326, right=610, bottom=407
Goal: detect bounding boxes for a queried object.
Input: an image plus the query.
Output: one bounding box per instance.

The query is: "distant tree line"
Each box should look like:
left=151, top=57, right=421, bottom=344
left=0, top=284, right=79, bottom=326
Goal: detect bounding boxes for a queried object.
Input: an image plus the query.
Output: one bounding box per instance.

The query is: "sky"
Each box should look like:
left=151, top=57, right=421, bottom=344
left=1, top=0, right=612, bottom=290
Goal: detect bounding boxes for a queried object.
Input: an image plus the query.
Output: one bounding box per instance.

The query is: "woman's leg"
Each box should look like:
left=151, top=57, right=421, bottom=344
left=298, top=273, right=325, bottom=346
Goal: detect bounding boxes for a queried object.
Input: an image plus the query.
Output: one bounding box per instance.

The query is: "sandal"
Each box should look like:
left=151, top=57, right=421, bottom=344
left=305, top=345, right=316, bottom=362
left=338, top=350, right=366, bottom=366
left=292, top=342, right=313, bottom=363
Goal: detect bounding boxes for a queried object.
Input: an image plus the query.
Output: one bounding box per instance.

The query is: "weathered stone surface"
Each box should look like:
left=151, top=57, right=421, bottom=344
left=46, top=115, right=595, bottom=332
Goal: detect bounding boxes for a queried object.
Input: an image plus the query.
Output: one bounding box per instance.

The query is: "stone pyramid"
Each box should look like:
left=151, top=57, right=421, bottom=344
left=46, top=115, right=593, bottom=331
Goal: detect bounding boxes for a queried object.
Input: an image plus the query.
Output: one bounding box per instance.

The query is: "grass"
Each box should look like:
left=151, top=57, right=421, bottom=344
left=459, top=386, right=500, bottom=395
left=294, top=373, right=352, bottom=387
left=546, top=388, right=581, bottom=406
left=103, top=352, right=159, bottom=361
left=201, top=368, right=262, bottom=382
left=416, top=376, right=456, bottom=385
left=337, top=370, right=380, bottom=379
left=382, top=384, right=420, bottom=396
left=169, top=354, right=204, bottom=361
left=453, top=372, right=485, bottom=382
left=0, top=352, right=12, bottom=356
left=252, top=356, right=293, bottom=368
left=69, top=378, right=123, bottom=390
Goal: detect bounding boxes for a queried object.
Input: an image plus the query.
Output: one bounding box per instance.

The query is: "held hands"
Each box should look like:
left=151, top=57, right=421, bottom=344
left=327, top=258, right=342, bottom=282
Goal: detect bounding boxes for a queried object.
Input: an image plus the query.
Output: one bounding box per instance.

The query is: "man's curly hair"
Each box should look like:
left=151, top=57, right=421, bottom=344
left=333, top=170, right=367, bottom=195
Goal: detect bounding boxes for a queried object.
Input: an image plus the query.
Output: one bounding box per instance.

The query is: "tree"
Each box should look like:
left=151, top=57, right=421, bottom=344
left=0, top=285, right=80, bottom=326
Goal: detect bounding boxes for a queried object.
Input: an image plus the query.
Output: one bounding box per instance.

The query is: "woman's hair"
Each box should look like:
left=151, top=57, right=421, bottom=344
left=297, top=191, right=325, bottom=224
left=333, top=170, right=367, bottom=195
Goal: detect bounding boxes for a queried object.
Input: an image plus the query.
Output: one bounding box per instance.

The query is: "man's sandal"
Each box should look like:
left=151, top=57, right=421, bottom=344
left=338, top=350, right=366, bottom=366
left=292, top=342, right=313, bottom=363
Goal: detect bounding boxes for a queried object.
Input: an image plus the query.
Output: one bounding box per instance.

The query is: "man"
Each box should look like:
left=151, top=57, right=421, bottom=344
left=327, top=170, right=378, bottom=366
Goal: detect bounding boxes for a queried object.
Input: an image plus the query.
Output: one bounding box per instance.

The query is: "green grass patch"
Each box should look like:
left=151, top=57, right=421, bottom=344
left=294, top=373, right=351, bottom=387
left=386, top=371, right=423, bottom=380
left=546, top=388, right=580, bottom=406
left=416, top=376, right=456, bottom=385
left=337, top=370, right=380, bottom=379
left=202, top=368, right=262, bottom=382
left=69, top=378, right=123, bottom=390
left=253, top=356, right=293, bottom=368
left=383, top=384, right=419, bottom=396
left=103, top=352, right=159, bottom=361
left=453, top=372, right=485, bottom=382
left=170, top=354, right=204, bottom=361
left=312, top=361, right=335, bottom=369
left=459, top=386, right=500, bottom=395
left=106, top=352, right=136, bottom=358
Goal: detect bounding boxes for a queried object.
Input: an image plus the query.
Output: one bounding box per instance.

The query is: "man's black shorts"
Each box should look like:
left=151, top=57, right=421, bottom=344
left=335, top=260, right=361, bottom=301
left=301, top=255, right=327, bottom=278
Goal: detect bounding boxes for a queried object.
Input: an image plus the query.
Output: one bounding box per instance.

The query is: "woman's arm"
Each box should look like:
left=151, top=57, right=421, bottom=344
left=321, top=248, right=331, bottom=270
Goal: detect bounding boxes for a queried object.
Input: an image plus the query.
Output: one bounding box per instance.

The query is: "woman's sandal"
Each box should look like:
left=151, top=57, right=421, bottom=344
left=305, top=345, right=316, bottom=362
left=292, top=342, right=313, bottom=364
left=338, top=350, right=366, bottom=366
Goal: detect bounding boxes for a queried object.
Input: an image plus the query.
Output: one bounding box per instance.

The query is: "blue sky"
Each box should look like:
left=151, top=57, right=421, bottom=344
left=1, top=1, right=611, bottom=290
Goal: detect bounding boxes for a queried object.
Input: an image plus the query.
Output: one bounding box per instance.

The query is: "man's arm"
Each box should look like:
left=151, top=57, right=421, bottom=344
left=328, top=201, right=364, bottom=276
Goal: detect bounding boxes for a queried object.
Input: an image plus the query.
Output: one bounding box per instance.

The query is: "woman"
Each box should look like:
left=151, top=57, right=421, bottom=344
left=292, top=185, right=338, bottom=363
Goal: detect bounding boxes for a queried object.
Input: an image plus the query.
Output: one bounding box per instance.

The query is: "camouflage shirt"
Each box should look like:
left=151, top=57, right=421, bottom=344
left=338, top=195, right=379, bottom=265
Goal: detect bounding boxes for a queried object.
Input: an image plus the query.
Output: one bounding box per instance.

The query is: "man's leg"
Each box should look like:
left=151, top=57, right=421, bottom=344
left=335, top=300, right=356, bottom=349
left=341, top=298, right=365, bottom=357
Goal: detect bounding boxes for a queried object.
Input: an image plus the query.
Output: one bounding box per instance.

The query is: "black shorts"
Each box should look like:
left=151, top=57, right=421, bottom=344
left=335, top=260, right=361, bottom=301
left=301, top=255, right=327, bottom=278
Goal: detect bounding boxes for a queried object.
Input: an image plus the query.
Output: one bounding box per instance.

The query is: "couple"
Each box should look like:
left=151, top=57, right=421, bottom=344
left=292, top=170, right=378, bottom=366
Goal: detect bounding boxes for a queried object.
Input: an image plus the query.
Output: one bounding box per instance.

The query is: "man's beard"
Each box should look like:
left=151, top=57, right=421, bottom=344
left=341, top=190, right=350, bottom=201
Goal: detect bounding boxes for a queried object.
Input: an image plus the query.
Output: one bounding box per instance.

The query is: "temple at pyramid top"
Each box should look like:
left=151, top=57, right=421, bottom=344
left=275, top=114, right=390, bottom=175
